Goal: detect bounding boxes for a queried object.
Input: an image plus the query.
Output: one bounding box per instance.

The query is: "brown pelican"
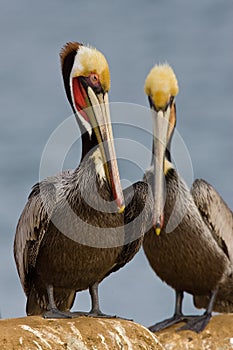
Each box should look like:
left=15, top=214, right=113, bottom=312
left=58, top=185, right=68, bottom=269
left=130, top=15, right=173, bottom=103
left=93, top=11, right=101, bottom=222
left=14, top=42, right=152, bottom=318
left=143, top=64, right=233, bottom=333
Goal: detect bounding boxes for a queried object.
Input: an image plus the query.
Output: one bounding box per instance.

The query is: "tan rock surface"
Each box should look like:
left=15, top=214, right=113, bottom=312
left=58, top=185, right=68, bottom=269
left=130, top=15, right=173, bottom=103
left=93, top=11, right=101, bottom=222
left=0, top=315, right=163, bottom=350
left=1, top=314, right=233, bottom=349
left=155, top=314, right=233, bottom=350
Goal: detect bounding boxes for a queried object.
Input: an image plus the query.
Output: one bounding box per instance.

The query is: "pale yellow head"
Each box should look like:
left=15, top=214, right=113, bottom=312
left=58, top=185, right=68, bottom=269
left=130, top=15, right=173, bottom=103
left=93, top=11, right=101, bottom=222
left=75, top=46, right=110, bottom=92
left=60, top=42, right=110, bottom=92
left=144, top=64, right=179, bottom=109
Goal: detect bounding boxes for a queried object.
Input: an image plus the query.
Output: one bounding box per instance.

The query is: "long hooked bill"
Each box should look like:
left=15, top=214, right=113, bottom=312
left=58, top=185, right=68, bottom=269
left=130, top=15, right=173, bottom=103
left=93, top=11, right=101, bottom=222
left=87, top=87, right=125, bottom=213
left=152, top=108, right=170, bottom=235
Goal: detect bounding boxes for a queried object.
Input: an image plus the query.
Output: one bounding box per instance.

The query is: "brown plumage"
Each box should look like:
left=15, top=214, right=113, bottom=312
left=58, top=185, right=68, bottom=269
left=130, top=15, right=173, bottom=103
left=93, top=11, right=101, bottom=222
left=14, top=42, right=152, bottom=318
left=60, top=42, right=81, bottom=66
left=143, top=63, right=233, bottom=333
left=191, top=179, right=233, bottom=313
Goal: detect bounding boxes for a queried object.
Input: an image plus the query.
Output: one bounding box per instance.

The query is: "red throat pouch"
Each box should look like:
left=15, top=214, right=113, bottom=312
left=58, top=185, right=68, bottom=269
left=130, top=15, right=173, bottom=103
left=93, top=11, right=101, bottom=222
left=72, top=78, right=90, bottom=122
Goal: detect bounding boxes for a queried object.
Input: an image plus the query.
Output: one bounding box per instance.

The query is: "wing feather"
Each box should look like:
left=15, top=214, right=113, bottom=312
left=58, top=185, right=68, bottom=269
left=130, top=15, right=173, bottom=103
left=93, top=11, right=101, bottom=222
left=191, top=179, right=233, bottom=262
left=13, top=172, right=70, bottom=295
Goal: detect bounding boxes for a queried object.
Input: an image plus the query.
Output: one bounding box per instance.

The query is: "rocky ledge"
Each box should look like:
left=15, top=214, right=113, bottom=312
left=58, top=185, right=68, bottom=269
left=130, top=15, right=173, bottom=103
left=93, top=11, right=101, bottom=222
left=0, top=315, right=162, bottom=349
left=0, top=314, right=233, bottom=349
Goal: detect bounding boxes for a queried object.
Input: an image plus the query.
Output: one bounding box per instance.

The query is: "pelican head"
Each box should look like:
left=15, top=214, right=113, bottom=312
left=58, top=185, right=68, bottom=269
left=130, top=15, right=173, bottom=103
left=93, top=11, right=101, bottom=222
left=60, top=42, right=124, bottom=212
left=144, top=64, right=179, bottom=234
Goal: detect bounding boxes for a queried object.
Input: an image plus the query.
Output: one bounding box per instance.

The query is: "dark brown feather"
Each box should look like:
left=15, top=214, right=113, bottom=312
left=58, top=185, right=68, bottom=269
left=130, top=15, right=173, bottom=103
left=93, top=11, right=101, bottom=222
left=60, top=42, right=81, bottom=68
left=143, top=169, right=232, bottom=299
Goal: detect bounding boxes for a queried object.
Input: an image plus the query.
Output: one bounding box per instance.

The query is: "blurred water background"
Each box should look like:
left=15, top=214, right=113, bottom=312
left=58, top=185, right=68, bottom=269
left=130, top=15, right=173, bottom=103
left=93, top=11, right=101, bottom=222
left=0, top=0, right=232, bottom=325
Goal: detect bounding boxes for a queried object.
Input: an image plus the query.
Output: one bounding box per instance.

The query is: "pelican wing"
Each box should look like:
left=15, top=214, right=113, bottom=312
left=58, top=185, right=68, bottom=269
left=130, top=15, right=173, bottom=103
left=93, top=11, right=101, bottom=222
left=14, top=172, right=70, bottom=295
left=191, top=179, right=233, bottom=263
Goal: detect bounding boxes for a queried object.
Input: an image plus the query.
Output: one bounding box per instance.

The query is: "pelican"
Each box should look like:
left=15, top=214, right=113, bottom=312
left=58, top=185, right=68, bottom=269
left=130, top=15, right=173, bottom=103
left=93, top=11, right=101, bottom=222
left=143, top=64, right=233, bottom=333
left=14, top=42, right=152, bottom=318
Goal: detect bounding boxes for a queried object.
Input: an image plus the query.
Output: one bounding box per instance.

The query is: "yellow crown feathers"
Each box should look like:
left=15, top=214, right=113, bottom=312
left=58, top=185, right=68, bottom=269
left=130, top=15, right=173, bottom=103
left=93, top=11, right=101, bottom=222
left=72, top=45, right=110, bottom=92
left=144, top=64, right=179, bottom=109
left=60, top=42, right=110, bottom=92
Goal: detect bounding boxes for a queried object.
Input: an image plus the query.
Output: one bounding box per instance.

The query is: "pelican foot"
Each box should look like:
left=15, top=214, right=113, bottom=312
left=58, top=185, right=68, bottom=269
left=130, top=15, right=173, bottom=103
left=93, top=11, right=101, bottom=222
left=177, top=313, right=211, bottom=333
left=88, top=311, right=117, bottom=318
left=43, top=308, right=73, bottom=319
left=92, top=314, right=133, bottom=321
left=70, top=309, right=132, bottom=321
left=88, top=313, right=133, bottom=321
left=68, top=311, right=89, bottom=318
left=87, top=310, right=133, bottom=321
left=149, top=314, right=187, bottom=332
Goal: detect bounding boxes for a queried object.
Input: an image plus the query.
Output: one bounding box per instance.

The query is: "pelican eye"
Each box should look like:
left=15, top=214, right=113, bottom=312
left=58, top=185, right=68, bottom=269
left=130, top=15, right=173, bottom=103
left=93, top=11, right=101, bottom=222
left=165, top=96, right=174, bottom=111
left=87, top=73, right=103, bottom=94
left=89, top=73, right=100, bottom=86
left=79, top=74, right=103, bottom=94
left=148, top=95, right=154, bottom=109
left=169, top=96, right=174, bottom=106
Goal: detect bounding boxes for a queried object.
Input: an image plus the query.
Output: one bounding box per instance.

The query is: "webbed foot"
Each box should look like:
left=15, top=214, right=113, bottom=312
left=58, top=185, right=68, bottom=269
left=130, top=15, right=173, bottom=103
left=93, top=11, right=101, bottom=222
left=178, top=313, right=211, bottom=333
left=149, top=314, right=187, bottom=332
left=43, top=308, right=73, bottom=319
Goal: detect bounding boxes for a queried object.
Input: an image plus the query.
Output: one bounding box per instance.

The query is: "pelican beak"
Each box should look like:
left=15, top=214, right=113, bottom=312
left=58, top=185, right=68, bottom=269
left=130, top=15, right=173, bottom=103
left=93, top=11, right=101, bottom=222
left=71, top=75, right=124, bottom=212
left=85, top=87, right=125, bottom=213
left=151, top=103, right=171, bottom=234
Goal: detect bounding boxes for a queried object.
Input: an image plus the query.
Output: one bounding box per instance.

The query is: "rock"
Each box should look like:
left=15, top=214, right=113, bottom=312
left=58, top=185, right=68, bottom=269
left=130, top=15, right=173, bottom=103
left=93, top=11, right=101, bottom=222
left=154, top=314, right=233, bottom=350
left=1, top=314, right=233, bottom=349
left=0, top=316, right=163, bottom=350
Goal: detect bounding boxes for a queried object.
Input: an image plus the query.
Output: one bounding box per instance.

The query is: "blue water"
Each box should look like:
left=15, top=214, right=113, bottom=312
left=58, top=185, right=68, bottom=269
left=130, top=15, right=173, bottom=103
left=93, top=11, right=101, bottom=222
left=0, top=0, right=232, bottom=325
